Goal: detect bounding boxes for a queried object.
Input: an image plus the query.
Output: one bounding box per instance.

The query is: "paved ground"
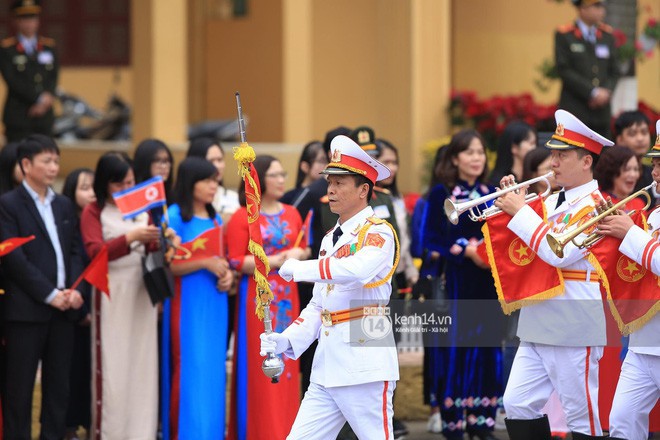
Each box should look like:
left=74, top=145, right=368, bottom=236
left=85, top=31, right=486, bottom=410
left=402, top=420, right=510, bottom=439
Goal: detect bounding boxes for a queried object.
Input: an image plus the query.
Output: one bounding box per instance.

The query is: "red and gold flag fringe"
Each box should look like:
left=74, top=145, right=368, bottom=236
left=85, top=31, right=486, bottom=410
left=234, top=142, right=273, bottom=320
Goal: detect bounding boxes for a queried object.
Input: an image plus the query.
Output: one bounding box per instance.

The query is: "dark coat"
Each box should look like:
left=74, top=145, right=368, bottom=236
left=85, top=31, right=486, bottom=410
left=555, top=22, right=619, bottom=138
left=0, top=184, right=83, bottom=322
left=0, top=35, right=59, bottom=141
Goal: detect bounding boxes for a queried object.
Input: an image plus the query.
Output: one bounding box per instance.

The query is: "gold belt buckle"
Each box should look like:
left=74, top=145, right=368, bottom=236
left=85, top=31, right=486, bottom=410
left=321, top=309, right=333, bottom=327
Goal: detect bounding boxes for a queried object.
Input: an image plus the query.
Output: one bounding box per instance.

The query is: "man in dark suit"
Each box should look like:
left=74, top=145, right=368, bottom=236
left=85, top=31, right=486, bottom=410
left=0, top=134, right=83, bottom=440
left=0, top=0, right=58, bottom=142
left=555, top=0, right=619, bottom=138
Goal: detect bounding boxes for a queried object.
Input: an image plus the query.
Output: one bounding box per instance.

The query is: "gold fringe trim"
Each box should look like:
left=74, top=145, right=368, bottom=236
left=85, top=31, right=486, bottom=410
left=552, top=134, right=584, bottom=148
left=232, top=141, right=274, bottom=321
left=482, top=222, right=565, bottom=315
left=588, top=214, right=660, bottom=335
left=248, top=239, right=273, bottom=320
left=355, top=220, right=400, bottom=288
left=233, top=142, right=256, bottom=171
left=325, top=163, right=367, bottom=176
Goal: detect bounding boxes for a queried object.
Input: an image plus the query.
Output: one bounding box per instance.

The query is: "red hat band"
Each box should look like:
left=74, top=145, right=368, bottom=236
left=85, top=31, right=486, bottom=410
left=328, top=154, right=378, bottom=184
left=552, top=127, right=603, bottom=155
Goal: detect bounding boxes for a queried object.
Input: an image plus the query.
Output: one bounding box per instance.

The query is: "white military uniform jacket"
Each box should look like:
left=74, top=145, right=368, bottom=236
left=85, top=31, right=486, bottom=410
left=281, top=206, right=400, bottom=387
left=618, top=205, right=660, bottom=356
left=507, top=179, right=607, bottom=346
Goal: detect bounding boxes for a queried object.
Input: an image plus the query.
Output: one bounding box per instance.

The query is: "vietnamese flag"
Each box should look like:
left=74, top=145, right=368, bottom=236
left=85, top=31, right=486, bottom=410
left=112, top=176, right=166, bottom=219
left=0, top=235, right=35, bottom=257
left=173, top=226, right=223, bottom=261
left=482, top=197, right=564, bottom=315
left=71, top=246, right=109, bottom=296
left=588, top=210, right=660, bottom=335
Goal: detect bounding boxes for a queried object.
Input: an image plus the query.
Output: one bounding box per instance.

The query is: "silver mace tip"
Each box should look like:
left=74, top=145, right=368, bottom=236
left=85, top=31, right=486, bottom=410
left=262, top=353, right=285, bottom=384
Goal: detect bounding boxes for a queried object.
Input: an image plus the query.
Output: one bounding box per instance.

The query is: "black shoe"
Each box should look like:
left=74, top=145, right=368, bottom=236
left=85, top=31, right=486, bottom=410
left=505, top=415, right=552, bottom=440
left=393, top=418, right=409, bottom=439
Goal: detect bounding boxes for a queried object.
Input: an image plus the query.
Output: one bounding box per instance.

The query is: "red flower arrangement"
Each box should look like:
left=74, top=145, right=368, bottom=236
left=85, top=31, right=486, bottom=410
left=450, top=90, right=660, bottom=148
left=449, top=90, right=557, bottom=149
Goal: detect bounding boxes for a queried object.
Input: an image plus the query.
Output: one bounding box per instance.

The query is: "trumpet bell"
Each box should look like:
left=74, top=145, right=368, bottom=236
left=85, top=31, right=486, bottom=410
left=442, top=172, right=554, bottom=225
left=444, top=198, right=460, bottom=225
left=545, top=234, right=564, bottom=258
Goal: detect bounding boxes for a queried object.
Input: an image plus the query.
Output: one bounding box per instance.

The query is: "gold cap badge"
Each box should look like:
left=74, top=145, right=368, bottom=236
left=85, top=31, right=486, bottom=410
left=330, top=149, right=342, bottom=163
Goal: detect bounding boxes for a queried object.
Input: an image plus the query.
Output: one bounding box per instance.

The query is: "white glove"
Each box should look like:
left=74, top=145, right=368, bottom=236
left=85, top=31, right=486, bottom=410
left=259, top=332, right=290, bottom=356
left=278, top=258, right=298, bottom=282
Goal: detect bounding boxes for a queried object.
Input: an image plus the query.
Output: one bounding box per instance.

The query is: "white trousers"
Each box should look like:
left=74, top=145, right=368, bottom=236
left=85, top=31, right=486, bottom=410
left=503, top=342, right=603, bottom=436
left=287, top=380, right=395, bottom=440
left=609, top=351, right=660, bottom=440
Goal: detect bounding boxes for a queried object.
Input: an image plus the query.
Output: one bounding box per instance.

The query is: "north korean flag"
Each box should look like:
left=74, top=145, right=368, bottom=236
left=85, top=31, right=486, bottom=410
left=112, top=176, right=166, bottom=219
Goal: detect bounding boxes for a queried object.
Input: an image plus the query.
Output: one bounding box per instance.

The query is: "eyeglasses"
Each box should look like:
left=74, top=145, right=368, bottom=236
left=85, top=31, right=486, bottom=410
left=265, top=171, right=288, bottom=179
left=153, top=158, right=171, bottom=167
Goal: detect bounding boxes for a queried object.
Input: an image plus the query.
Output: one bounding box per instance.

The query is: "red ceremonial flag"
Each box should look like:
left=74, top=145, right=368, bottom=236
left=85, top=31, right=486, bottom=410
left=172, top=226, right=223, bottom=262
left=112, top=176, right=166, bottom=219
left=245, top=162, right=270, bottom=279
left=0, top=235, right=35, bottom=257
left=482, top=197, right=564, bottom=314
left=588, top=211, right=660, bottom=335
left=234, top=142, right=274, bottom=320
left=71, top=246, right=109, bottom=296
left=475, top=240, right=489, bottom=268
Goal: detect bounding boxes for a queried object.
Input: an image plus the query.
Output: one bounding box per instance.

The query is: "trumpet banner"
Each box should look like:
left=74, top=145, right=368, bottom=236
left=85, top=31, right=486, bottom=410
left=482, top=198, right=564, bottom=314
left=588, top=211, right=660, bottom=335
left=233, top=142, right=273, bottom=320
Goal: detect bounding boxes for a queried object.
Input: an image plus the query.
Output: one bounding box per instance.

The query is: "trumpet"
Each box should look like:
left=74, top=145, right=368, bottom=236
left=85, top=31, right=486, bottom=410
left=546, top=182, right=657, bottom=258
left=444, top=172, right=554, bottom=225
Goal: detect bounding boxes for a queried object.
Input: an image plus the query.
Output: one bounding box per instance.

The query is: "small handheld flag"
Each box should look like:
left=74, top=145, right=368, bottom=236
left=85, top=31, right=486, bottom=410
left=172, top=226, right=223, bottom=262
left=112, top=176, right=166, bottom=219
left=71, top=246, right=109, bottom=296
left=0, top=235, right=35, bottom=257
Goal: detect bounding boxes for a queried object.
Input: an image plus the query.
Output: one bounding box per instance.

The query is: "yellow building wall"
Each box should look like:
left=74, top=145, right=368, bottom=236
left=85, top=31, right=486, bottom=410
left=637, top=1, right=660, bottom=108
left=204, top=0, right=284, bottom=142
left=452, top=0, right=660, bottom=107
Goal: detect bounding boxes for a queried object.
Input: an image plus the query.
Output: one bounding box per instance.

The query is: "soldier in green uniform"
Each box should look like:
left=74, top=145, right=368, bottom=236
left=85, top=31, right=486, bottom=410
left=0, top=0, right=58, bottom=142
left=555, top=0, right=618, bottom=139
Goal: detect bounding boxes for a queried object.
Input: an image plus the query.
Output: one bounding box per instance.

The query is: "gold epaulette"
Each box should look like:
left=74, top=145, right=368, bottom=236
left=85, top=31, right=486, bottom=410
left=366, top=216, right=386, bottom=225
left=1, top=37, right=16, bottom=48
left=38, top=36, right=56, bottom=47
left=355, top=218, right=400, bottom=288
left=597, top=23, right=613, bottom=34
left=373, top=186, right=391, bottom=195
left=557, top=22, right=576, bottom=34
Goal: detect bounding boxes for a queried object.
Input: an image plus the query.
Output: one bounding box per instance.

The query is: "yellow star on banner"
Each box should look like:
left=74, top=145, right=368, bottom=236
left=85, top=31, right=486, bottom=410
left=192, top=238, right=208, bottom=251
left=0, top=243, right=13, bottom=253
left=624, top=260, right=639, bottom=276
left=515, top=244, right=529, bottom=259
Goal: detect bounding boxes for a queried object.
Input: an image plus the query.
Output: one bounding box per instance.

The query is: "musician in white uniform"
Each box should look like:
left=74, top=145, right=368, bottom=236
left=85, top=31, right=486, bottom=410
left=494, top=110, right=614, bottom=439
left=598, top=120, right=660, bottom=440
left=260, top=135, right=400, bottom=440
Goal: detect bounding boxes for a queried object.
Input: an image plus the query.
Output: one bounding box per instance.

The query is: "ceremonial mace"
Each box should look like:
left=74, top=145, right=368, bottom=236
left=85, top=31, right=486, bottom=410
left=235, top=93, right=285, bottom=383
